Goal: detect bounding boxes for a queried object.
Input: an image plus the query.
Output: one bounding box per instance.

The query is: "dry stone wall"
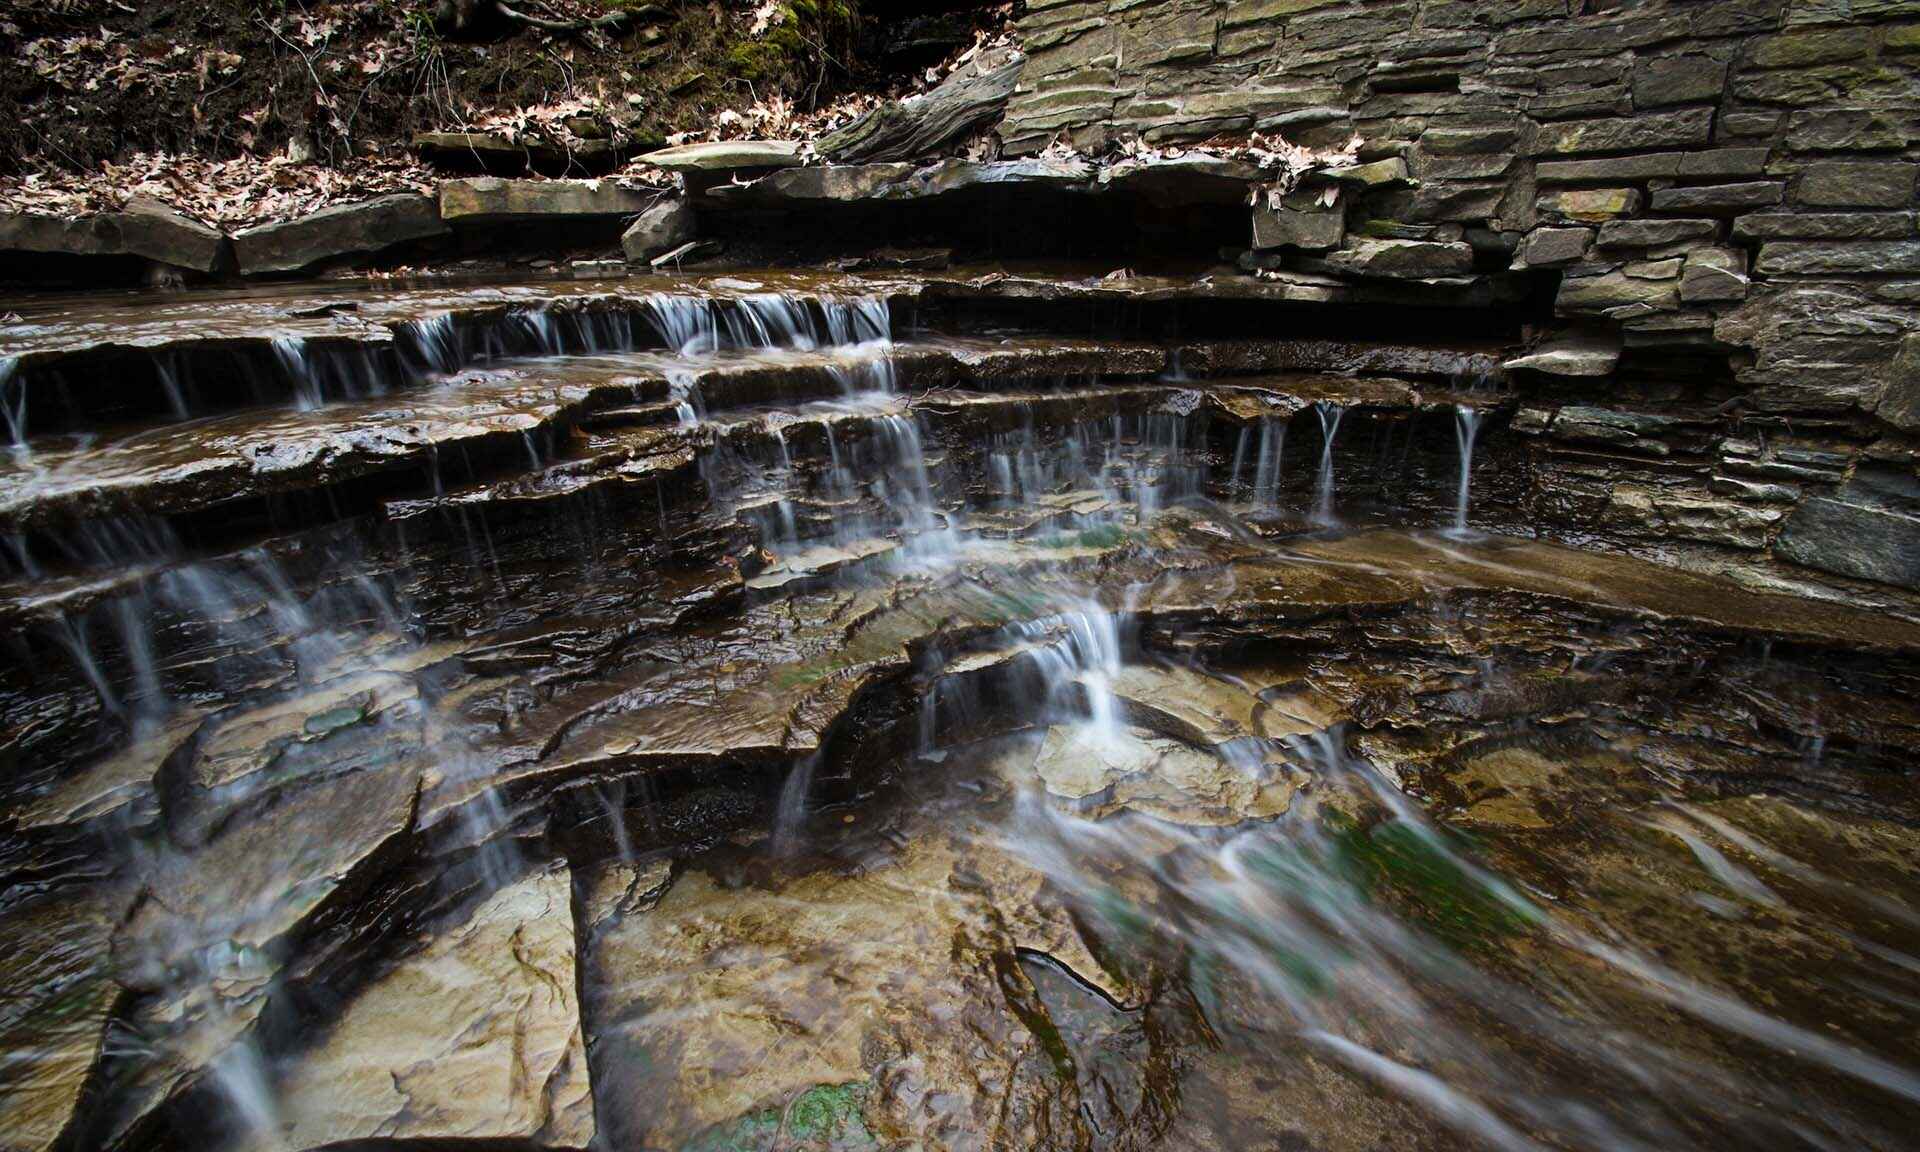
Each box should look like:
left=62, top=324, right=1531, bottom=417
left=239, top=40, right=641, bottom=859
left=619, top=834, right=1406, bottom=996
left=1002, top=0, right=1920, bottom=592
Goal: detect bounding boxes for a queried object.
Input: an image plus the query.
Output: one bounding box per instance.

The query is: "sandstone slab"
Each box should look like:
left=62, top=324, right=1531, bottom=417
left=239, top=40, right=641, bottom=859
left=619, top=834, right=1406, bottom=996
left=635, top=140, right=805, bottom=172
left=439, top=178, right=656, bottom=224
left=248, top=863, right=594, bottom=1152
left=232, top=194, right=447, bottom=275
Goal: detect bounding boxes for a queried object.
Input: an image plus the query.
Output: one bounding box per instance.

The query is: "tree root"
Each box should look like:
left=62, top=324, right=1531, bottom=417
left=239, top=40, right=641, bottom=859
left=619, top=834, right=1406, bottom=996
left=435, top=0, right=661, bottom=41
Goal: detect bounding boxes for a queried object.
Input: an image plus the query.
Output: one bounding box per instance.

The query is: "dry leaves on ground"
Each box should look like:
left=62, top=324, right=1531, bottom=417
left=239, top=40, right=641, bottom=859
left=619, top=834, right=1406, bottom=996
left=0, top=153, right=437, bottom=227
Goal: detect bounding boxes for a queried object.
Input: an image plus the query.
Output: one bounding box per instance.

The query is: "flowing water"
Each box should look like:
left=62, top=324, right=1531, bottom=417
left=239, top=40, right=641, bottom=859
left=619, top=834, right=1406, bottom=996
left=0, top=274, right=1917, bottom=1152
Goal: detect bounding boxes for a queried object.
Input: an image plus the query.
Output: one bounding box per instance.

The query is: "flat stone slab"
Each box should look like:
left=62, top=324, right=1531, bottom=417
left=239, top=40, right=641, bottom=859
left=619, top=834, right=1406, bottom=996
left=232, top=193, right=447, bottom=276
left=0, top=367, right=650, bottom=530
left=439, top=178, right=658, bottom=224
left=1505, top=335, right=1622, bottom=377
left=635, top=140, right=805, bottom=172
left=247, top=863, right=594, bottom=1152
left=0, top=195, right=227, bottom=272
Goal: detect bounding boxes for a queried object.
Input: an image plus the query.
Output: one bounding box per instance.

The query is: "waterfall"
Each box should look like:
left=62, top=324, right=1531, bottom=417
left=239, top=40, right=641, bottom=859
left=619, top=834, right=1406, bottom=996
left=772, top=752, right=822, bottom=856
left=1253, top=418, right=1287, bottom=508
left=1230, top=426, right=1250, bottom=492
left=1313, top=402, right=1344, bottom=525
left=2, top=356, right=27, bottom=452
left=404, top=313, right=463, bottom=375
left=272, top=337, right=324, bottom=410
left=1453, top=405, right=1482, bottom=534
left=155, top=353, right=190, bottom=419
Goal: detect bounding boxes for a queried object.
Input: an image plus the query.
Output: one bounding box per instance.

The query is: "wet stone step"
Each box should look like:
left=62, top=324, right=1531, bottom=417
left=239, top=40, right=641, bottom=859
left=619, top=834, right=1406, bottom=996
left=0, top=369, right=657, bottom=533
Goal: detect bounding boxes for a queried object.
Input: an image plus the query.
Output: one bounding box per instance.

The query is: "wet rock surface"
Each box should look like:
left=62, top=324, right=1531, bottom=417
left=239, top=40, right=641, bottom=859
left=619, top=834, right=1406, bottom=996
left=1, top=274, right=1919, bottom=1152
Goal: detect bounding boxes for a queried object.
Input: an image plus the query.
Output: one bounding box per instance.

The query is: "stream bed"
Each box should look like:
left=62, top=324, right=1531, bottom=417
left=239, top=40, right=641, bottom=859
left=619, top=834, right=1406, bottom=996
left=1, top=273, right=1916, bottom=1152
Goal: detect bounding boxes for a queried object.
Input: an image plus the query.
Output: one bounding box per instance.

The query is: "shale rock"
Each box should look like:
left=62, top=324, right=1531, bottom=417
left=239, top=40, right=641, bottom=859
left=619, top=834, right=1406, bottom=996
left=818, top=49, right=1022, bottom=162
left=232, top=194, right=448, bottom=275
left=438, top=179, right=657, bottom=224
left=620, top=197, right=696, bottom=262
left=1316, top=238, right=1473, bottom=279
left=634, top=140, right=805, bottom=172
left=0, top=196, right=228, bottom=274
left=248, top=863, right=594, bottom=1152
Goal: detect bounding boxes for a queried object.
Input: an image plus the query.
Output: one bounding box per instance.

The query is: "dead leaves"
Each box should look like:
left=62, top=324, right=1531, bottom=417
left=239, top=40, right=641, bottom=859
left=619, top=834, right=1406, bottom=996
left=0, top=152, right=437, bottom=228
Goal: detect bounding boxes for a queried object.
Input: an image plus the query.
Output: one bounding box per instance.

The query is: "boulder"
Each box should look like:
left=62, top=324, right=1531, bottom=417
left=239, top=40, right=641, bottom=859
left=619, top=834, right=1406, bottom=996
left=232, top=194, right=447, bottom=275
left=634, top=140, right=805, bottom=172
left=620, top=197, right=696, bottom=262
left=438, top=178, right=656, bottom=224
left=817, top=50, right=1021, bottom=163
left=246, top=864, right=595, bottom=1152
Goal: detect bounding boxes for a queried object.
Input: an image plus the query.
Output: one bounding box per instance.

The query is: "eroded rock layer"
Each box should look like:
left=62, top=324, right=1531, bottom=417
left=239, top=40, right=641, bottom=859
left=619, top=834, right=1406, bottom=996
left=1, top=274, right=1917, bottom=1152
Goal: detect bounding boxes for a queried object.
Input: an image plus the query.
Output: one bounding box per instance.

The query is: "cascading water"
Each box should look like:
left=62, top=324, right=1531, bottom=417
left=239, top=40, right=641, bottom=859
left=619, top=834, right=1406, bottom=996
left=1313, top=401, right=1344, bottom=525
left=1453, top=404, right=1482, bottom=534
left=8, top=277, right=1918, bottom=1152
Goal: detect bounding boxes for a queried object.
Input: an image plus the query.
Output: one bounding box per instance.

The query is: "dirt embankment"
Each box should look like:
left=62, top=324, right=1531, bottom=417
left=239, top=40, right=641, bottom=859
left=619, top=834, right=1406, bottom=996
left=0, top=0, right=1003, bottom=186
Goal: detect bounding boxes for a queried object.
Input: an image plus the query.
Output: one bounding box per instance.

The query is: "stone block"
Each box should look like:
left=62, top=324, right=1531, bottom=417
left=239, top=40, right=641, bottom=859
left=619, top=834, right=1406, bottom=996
left=1536, top=153, right=1683, bottom=183
left=1776, top=495, right=1920, bottom=589
left=1418, top=125, right=1521, bottom=154
left=1557, top=268, right=1682, bottom=312
left=232, top=194, right=448, bottom=276
left=1399, top=179, right=1504, bottom=221
left=1521, top=226, right=1592, bottom=266
left=1681, top=247, right=1750, bottom=302
left=1504, top=333, right=1619, bottom=376
left=635, top=140, right=804, bottom=171
left=1783, top=109, right=1908, bottom=152
left=1677, top=149, right=1773, bottom=179
left=1732, top=212, right=1914, bottom=240
left=1649, top=182, right=1785, bottom=212
left=1420, top=153, right=1517, bottom=181
left=1596, top=218, right=1720, bottom=248
left=1756, top=240, right=1920, bottom=275
left=1719, top=111, right=1786, bottom=139
left=1633, top=55, right=1727, bottom=107
left=1874, top=332, right=1920, bottom=431
left=1251, top=203, right=1346, bottom=251
left=0, top=198, right=230, bottom=274
left=1531, top=109, right=1714, bottom=155
left=1539, top=187, right=1643, bottom=222
left=1749, top=26, right=1876, bottom=68
left=1318, top=237, right=1475, bottom=278
left=1794, top=162, right=1918, bottom=208
left=438, top=178, right=656, bottom=224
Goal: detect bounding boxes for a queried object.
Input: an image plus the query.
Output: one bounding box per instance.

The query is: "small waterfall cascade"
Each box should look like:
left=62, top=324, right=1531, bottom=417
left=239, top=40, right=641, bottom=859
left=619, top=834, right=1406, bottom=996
left=1252, top=417, right=1287, bottom=508
left=1453, top=404, right=1483, bottom=534
left=1313, top=402, right=1345, bottom=525
left=2, top=356, right=27, bottom=454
